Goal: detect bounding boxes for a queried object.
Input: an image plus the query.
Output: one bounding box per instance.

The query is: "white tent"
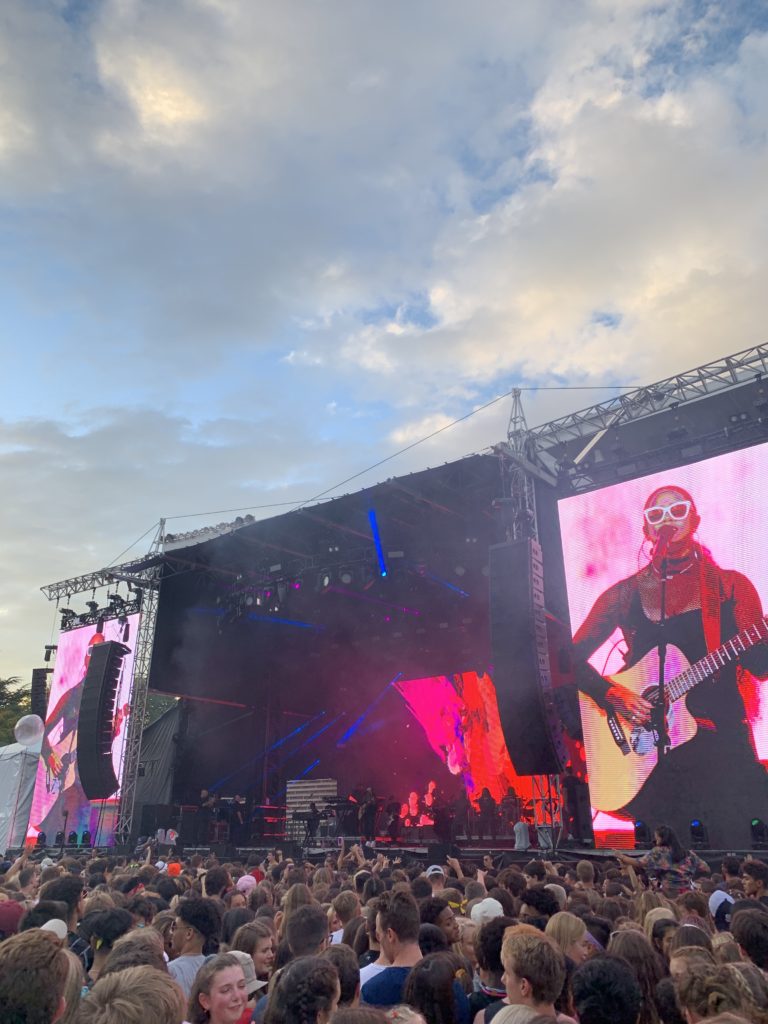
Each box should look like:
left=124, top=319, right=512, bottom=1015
left=0, top=741, right=41, bottom=852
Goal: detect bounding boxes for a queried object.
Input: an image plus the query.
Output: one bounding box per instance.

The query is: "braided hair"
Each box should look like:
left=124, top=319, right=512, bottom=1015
left=265, top=955, right=339, bottom=1024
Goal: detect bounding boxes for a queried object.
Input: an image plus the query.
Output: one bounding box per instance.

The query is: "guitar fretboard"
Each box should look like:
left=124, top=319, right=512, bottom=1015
left=666, top=617, right=768, bottom=703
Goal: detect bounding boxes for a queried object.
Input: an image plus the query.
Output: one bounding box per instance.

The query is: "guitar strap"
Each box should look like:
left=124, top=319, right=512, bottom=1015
left=698, top=547, right=722, bottom=655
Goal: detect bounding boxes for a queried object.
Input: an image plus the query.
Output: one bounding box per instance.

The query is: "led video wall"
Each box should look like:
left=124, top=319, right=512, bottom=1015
left=558, top=444, right=768, bottom=847
left=27, top=616, right=140, bottom=845
left=394, top=670, right=533, bottom=804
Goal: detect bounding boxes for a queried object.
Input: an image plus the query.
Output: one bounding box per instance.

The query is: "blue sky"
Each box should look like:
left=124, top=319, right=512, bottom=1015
left=2, top=0, right=768, bottom=676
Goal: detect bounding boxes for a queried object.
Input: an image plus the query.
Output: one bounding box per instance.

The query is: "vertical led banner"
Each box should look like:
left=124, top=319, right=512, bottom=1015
left=26, top=615, right=139, bottom=844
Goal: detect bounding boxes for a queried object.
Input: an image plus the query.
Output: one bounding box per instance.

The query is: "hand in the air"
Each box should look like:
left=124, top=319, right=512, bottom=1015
left=605, top=684, right=653, bottom=727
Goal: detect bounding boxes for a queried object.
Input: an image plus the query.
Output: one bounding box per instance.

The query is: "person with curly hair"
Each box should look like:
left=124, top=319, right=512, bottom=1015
left=606, top=929, right=665, bottom=1024
left=264, top=955, right=340, bottom=1024
left=168, top=897, right=223, bottom=997
left=673, top=962, right=765, bottom=1024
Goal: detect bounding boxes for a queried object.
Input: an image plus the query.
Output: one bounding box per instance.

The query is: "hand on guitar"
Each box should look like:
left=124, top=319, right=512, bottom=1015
left=605, top=683, right=653, bottom=728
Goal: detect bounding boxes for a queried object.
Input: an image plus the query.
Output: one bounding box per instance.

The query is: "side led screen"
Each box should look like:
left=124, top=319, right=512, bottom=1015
left=558, top=444, right=768, bottom=849
left=27, top=615, right=140, bottom=845
left=395, top=670, right=533, bottom=804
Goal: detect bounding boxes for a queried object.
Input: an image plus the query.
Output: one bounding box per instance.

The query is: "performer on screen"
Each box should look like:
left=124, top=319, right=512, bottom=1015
left=572, top=484, right=768, bottom=849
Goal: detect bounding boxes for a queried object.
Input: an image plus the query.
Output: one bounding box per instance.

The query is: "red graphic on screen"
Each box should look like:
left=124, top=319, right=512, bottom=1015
left=395, top=670, right=533, bottom=804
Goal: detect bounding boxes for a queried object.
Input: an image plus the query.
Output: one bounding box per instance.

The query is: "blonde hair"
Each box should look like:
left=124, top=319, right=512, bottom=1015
left=544, top=911, right=586, bottom=955
left=58, top=949, right=85, bottom=1024
left=643, top=906, right=676, bottom=943
left=74, top=965, right=185, bottom=1024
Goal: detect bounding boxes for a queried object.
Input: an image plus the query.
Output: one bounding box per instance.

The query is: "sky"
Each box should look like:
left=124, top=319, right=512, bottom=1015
left=2, top=0, right=768, bottom=679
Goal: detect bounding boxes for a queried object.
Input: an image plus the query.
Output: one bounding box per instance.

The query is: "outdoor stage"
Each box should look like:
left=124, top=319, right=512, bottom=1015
left=25, top=344, right=768, bottom=857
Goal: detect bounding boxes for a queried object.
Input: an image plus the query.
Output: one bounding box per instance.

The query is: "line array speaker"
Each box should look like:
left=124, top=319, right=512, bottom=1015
left=77, top=641, right=130, bottom=799
left=489, top=538, right=567, bottom=775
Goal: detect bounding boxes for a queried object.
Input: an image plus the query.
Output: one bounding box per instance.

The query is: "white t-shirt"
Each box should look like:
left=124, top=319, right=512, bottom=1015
left=359, top=962, right=388, bottom=987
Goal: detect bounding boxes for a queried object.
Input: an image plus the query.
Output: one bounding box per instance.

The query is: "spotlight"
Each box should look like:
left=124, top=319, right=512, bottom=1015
left=339, top=568, right=354, bottom=585
left=80, top=831, right=92, bottom=848
left=454, top=566, right=466, bottom=576
left=690, top=818, right=709, bottom=849
left=318, top=572, right=332, bottom=591
left=36, top=831, right=47, bottom=847
left=86, top=600, right=99, bottom=614
left=67, top=831, right=78, bottom=846
left=751, top=818, right=768, bottom=849
left=54, top=831, right=65, bottom=846
left=44, top=645, right=57, bottom=663
left=634, top=820, right=652, bottom=849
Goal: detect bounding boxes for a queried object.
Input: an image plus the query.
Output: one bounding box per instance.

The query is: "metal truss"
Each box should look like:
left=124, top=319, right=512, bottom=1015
left=528, top=343, right=768, bottom=456
left=114, top=564, right=162, bottom=843
left=40, top=556, right=162, bottom=603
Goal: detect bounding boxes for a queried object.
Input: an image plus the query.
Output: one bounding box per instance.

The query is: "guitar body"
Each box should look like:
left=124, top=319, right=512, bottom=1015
left=580, top=644, right=699, bottom=811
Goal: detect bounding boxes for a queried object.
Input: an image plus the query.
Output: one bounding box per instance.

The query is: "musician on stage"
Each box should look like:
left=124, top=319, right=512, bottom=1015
left=572, top=484, right=768, bottom=848
left=359, top=787, right=378, bottom=841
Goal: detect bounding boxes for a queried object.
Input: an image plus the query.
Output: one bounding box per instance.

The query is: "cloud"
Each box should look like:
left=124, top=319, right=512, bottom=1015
left=2, top=0, right=768, bottom=676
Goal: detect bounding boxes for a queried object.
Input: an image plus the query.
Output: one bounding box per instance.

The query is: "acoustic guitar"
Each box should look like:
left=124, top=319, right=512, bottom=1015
left=580, top=616, right=767, bottom=811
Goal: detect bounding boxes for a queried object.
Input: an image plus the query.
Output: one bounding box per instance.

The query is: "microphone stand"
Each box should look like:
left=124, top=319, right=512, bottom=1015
left=654, top=554, right=671, bottom=759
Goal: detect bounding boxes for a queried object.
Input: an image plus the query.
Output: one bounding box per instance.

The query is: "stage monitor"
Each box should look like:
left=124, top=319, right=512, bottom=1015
left=558, top=442, right=768, bottom=849
left=26, top=615, right=140, bottom=846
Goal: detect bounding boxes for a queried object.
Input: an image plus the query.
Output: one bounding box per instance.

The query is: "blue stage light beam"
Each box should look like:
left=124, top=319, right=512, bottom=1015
left=210, top=711, right=325, bottom=788
left=369, top=509, right=388, bottom=577
left=297, top=759, right=320, bottom=778
left=336, top=671, right=403, bottom=747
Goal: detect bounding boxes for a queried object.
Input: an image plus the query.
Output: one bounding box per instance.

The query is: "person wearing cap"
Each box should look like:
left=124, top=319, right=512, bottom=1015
left=470, top=915, right=517, bottom=1021
left=426, top=864, right=446, bottom=893
left=470, top=898, right=505, bottom=928
left=708, top=890, right=735, bottom=932
left=228, top=949, right=268, bottom=1024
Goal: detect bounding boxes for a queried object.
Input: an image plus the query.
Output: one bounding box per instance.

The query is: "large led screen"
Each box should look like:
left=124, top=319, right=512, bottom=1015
left=27, top=615, right=140, bottom=845
left=558, top=444, right=768, bottom=849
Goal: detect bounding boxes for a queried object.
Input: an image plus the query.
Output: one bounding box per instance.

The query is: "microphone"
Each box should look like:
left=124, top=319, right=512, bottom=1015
left=652, top=524, right=676, bottom=561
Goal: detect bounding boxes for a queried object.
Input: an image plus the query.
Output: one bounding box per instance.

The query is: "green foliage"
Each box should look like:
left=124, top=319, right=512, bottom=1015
left=0, top=676, right=32, bottom=747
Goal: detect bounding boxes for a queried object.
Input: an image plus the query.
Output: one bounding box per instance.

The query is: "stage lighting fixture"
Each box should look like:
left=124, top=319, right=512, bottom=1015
left=751, top=818, right=768, bottom=849
left=44, top=645, right=57, bottom=662
left=67, top=831, right=78, bottom=846
left=81, top=831, right=92, bottom=848
left=36, top=831, right=46, bottom=847
left=244, top=594, right=255, bottom=607
left=54, top=831, right=65, bottom=846
left=454, top=565, right=466, bottom=576
left=86, top=600, right=99, bottom=613
left=318, top=572, right=332, bottom=591
left=634, top=820, right=652, bottom=849
left=339, top=568, right=354, bottom=585
left=690, top=818, right=709, bottom=849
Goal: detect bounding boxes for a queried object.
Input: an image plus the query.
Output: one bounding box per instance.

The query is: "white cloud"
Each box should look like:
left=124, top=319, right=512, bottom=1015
left=2, top=0, right=768, bottom=677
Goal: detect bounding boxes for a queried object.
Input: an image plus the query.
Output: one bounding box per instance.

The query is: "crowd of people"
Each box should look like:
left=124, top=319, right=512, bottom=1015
left=0, top=824, right=767, bottom=1024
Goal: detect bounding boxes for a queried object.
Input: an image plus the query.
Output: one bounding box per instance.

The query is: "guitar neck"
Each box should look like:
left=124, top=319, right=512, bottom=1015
left=666, top=617, right=766, bottom=703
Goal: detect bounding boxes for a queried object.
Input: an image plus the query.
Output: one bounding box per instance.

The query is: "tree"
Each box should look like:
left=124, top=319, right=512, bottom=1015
left=0, top=676, right=32, bottom=747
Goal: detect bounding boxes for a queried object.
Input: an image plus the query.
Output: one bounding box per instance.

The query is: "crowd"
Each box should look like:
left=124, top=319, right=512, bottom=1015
left=0, top=824, right=767, bottom=1024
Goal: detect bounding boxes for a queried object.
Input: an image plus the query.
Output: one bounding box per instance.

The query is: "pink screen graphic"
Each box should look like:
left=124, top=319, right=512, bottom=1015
left=558, top=444, right=768, bottom=839
left=27, top=615, right=140, bottom=844
left=394, top=670, right=533, bottom=804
